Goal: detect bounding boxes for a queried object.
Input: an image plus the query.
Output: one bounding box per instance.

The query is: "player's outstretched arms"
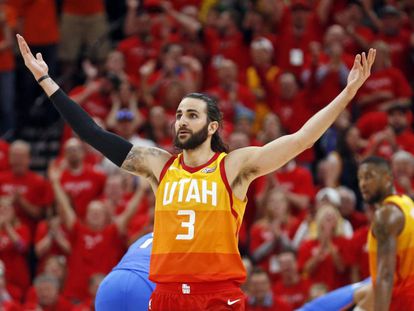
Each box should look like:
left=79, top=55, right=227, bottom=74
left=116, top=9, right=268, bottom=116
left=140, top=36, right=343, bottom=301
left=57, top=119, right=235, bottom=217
left=226, top=49, right=376, bottom=185
left=17, top=34, right=171, bottom=182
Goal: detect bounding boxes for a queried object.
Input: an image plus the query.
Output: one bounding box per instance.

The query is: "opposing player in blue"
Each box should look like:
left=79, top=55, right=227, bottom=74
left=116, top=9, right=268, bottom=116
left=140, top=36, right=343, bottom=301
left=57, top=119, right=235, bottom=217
left=95, top=233, right=155, bottom=311
left=297, top=278, right=372, bottom=311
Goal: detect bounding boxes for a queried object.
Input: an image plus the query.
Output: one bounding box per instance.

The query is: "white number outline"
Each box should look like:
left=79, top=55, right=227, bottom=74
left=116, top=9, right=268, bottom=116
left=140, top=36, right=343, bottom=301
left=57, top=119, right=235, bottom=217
left=176, top=210, right=195, bottom=240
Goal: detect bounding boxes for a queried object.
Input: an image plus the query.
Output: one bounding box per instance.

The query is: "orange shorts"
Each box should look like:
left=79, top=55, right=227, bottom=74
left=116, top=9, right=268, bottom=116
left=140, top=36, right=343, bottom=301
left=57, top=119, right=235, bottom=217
left=149, top=281, right=246, bottom=311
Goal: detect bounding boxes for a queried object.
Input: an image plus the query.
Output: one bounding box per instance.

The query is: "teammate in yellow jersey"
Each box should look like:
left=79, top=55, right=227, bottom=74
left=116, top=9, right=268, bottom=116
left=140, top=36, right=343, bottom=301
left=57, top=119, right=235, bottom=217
left=358, top=156, right=414, bottom=311
left=17, top=33, right=375, bottom=311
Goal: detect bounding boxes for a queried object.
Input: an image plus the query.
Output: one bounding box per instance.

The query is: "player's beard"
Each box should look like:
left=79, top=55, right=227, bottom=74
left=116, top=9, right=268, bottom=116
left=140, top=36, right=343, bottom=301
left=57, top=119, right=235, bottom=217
left=365, top=189, right=385, bottom=205
left=174, top=124, right=209, bottom=150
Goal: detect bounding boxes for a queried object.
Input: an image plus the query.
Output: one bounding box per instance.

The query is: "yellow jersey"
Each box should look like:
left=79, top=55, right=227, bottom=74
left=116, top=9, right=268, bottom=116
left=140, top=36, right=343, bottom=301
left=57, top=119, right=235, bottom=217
left=150, top=152, right=247, bottom=284
left=368, top=194, right=414, bottom=301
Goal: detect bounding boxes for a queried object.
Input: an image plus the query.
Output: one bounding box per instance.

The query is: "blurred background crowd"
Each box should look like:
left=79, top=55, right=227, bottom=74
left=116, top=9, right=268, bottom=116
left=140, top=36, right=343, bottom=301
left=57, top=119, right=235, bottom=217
left=0, top=0, right=413, bottom=310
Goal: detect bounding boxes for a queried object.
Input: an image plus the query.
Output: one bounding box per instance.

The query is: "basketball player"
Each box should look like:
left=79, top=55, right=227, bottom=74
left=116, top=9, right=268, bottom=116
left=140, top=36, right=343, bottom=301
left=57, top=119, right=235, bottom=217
left=358, top=156, right=414, bottom=311
left=17, top=34, right=376, bottom=311
left=95, top=232, right=155, bottom=311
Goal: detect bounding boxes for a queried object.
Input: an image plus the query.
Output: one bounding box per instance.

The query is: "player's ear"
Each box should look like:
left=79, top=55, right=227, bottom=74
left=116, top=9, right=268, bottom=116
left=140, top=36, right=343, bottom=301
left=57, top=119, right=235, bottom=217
left=208, top=121, right=219, bottom=135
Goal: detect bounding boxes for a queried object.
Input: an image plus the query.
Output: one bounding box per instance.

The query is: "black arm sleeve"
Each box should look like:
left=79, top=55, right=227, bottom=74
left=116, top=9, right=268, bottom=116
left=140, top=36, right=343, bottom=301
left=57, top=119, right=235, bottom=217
left=50, top=89, right=133, bottom=167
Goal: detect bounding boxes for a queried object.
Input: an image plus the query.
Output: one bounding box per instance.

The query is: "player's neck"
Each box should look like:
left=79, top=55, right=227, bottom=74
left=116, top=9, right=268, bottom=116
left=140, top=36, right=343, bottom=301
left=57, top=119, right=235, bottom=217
left=182, top=142, right=216, bottom=168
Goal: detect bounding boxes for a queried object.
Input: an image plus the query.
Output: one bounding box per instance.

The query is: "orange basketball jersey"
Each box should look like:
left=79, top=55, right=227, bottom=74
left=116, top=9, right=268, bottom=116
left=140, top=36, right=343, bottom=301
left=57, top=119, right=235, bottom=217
left=150, top=152, right=247, bottom=284
left=368, top=194, right=414, bottom=303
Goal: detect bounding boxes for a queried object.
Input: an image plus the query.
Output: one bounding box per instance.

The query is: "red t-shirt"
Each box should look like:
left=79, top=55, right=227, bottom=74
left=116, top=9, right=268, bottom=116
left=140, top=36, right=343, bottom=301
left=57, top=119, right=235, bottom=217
left=257, top=164, right=315, bottom=216
left=2, top=300, right=22, bottom=311
left=203, top=28, right=250, bottom=87
left=11, top=0, right=59, bottom=45
left=34, top=220, right=69, bottom=272
left=275, top=8, right=323, bottom=77
left=63, top=220, right=124, bottom=301
left=23, top=296, right=73, bottom=311
left=376, top=30, right=412, bottom=78
left=0, top=223, right=31, bottom=292
left=59, top=166, right=106, bottom=219
left=346, top=211, right=368, bottom=231
left=0, top=140, right=9, bottom=171
left=112, top=192, right=151, bottom=241
left=71, top=299, right=93, bottom=311
left=346, top=226, right=370, bottom=280
left=343, top=26, right=375, bottom=55
left=117, top=36, right=161, bottom=80
left=355, top=67, right=412, bottom=114
left=0, top=171, right=53, bottom=235
left=63, top=0, right=104, bottom=15
left=297, top=237, right=350, bottom=290
left=68, top=85, right=112, bottom=121
left=364, top=129, right=414, bottom=160
left=272, top=278, right=311, bottom=309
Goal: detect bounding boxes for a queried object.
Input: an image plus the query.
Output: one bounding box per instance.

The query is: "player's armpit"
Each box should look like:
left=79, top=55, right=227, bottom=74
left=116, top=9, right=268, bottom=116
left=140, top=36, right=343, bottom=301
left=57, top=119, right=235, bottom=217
left=121, top=145, right=172, bottom=182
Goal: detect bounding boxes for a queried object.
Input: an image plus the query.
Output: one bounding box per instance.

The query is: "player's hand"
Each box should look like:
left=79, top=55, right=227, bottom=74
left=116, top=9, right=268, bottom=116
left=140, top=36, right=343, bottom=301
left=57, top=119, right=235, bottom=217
left=17, top=34, right=49, bottom=81
left=346, top=48, right=376, bottom=93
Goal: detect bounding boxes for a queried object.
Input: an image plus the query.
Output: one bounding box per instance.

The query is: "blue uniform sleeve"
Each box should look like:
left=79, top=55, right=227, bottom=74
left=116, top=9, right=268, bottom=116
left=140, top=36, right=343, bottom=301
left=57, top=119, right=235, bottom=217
left=296, top=278, right=371, bottom=311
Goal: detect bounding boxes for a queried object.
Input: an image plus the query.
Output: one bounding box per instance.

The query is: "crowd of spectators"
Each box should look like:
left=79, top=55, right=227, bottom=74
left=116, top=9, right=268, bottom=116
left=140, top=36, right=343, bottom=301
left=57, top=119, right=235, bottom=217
left=0, top=0, right=413, bottom=310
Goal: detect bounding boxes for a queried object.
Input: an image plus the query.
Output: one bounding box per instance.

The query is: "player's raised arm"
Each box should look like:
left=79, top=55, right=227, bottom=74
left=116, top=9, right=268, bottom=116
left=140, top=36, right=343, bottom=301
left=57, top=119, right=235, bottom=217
left=226, top=49, right=376, bottom=182
left=17, top=34, right=171, bottom=183
left=372, top=204, right=404, bottom=311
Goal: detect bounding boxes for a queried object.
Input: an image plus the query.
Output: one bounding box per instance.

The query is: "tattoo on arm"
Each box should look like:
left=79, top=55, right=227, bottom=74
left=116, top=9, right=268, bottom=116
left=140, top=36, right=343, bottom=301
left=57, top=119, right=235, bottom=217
left=121, top=146, right=163, bottom=180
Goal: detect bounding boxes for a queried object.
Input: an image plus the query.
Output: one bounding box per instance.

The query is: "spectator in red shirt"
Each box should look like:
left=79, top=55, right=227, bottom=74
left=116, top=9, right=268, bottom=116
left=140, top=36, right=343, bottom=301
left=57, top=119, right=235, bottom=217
left=257, top=160, right=316, bottom=218
left=267, top=0, right=324, bottom=78
left=140, top=44, right=202, bottom=106
left=0, top=141, right=53, bottom=235
left=0, top=5, right=16, bottom=136
left=337, top=186, right=367, bottom=230
left=376, top=5, right=413, bottom=79
left=256, top=113, right=283, bottom=147
left=355, top=40, right=412, bottom=114
left=249, top=189, right=296, bottom=278
left=303, top=25, right=353, bottom=113
left=58, top=138, right=106, bottom=219
left=0, top=258, right=23, bottom=306
left=12, top=0, right=60, bottom=125
left=272, top=72, right=312, bottom=134
left=206, top=59, right=256, bottom=126
left=169, top=6, right=253, bottom=86
left=347, top=205, right=374, bottom=283
left=364, top=104, right=414, bottom=159
left=246, top=37, right=281, bottom=114
left=34, top=215, right=70, bottom=273
left=272, top=251, right=310, bottom=309
left=0, top=196, right=30, bottom=295
left=246, top=267, right=293, bottom=311
left=23, top=274, right=72, bottom=311
left=391, top=150, right=414, bottom=197
left=0, top=140, right=9, bottom=172
left=297, top=204, right=349, bottom=290
left=334, top=1, right=375, bottom=54
left=25, top=255, right=68, bottom=304
left=68, top=73, right=119, bottom=121
left=119, top=2, right=161, bottom=82
left=49, top=163, right=147, bottom=303
left=71, top=273, right=105, bottom=311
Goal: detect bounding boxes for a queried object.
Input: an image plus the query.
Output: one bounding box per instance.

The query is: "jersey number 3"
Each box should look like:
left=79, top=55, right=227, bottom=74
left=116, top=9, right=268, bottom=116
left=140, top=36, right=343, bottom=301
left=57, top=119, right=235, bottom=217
left=176, top=210, right=195, bottom=240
